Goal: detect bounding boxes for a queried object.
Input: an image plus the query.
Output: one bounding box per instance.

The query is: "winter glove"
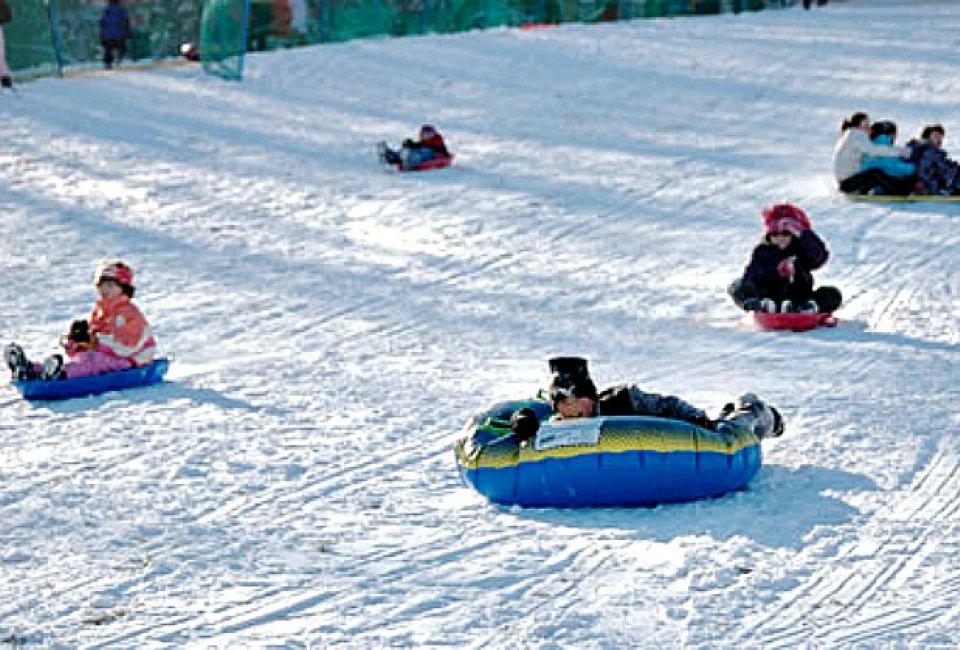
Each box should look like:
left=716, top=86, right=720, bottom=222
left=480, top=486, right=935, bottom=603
left=402, top=138, right=415, bottom=148
left=776, top=256, right=796, bottom=278
left=68, top=319, right=92, bottom=344
left=61, top=319, right=95, bottom=354
left=510, top=408, right=540, bottom=442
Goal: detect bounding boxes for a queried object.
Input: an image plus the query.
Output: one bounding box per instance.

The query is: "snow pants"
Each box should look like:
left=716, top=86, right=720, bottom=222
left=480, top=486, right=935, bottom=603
left=63, top=349, right=133, bottom=378
left=102, top=38, right=127, bottom=69
left=839, top=168, right=915, bottom=196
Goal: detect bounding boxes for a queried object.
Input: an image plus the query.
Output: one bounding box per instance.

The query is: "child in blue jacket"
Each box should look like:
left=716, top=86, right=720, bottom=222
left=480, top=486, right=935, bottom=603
left=862, top=120, right=917, bottom=188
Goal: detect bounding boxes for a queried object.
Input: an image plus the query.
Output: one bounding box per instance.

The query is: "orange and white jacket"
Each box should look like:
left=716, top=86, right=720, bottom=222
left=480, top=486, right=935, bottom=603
left=88, top=295, right=157, bottom=366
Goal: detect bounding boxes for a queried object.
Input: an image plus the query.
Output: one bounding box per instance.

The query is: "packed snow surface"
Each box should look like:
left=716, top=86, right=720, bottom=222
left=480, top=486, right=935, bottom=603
left=1, top=1, right=959, bottom=646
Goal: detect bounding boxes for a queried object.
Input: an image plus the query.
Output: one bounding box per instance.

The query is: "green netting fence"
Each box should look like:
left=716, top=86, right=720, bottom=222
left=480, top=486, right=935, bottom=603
left=2, top=0, right=781, bottom=80
left=199, top=0, right=777, bottom=79
left=4, top=0, right=59, bottom=76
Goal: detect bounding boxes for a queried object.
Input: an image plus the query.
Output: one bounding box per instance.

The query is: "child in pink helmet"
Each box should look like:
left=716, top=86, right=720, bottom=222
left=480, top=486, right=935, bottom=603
left=4, top=259, right=158, bottom=381
left=728, top=204, right=843, bottom=314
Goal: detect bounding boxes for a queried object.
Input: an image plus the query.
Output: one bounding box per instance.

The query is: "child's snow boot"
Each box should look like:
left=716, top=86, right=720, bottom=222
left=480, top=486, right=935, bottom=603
left=733, top=392, right=783, bottom=439
left=769, top=406, right=785, bottom=438
left=798, top=300, right=819, bottom=314
left=378, top=141, right=401, bottom=165
left=41, top=354, right=66, bottom=380
left=5, top=343, right=33, bottom=380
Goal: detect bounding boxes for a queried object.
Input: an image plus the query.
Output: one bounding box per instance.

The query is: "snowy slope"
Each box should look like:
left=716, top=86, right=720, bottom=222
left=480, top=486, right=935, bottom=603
left=1, top=1, right=959, bottom=646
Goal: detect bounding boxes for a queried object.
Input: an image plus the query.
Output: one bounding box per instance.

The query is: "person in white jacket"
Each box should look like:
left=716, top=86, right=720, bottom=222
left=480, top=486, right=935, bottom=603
left=833, top=111, right=914, bottom=195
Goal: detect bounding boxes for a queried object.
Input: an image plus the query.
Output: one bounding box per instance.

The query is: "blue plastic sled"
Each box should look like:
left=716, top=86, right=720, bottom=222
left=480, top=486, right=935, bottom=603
left=11, top=358, right=170, bottom=401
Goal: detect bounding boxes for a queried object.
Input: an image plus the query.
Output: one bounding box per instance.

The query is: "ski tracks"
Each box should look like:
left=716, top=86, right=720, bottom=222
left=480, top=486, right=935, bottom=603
left=735, top=439, right=960, bottom=647
left=846, top=210, right=960, bottom=344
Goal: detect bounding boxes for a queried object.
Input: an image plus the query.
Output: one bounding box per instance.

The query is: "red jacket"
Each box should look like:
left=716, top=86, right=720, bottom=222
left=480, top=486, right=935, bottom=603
left=418, top=133, right=450, bottom=157
left=89, top=295, right=157, bottom=365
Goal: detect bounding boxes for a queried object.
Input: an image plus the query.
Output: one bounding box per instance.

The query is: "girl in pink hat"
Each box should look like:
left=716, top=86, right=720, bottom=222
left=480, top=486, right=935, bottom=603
left=728, top=204, right=842, bottom=315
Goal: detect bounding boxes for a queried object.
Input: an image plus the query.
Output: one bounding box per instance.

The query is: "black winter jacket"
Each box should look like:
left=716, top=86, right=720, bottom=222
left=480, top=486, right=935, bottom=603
left=742, top=230, right=829, bottom=304
left=907, top=139, right=960, bottom=195
left=596, top=384, right=708, bottom=427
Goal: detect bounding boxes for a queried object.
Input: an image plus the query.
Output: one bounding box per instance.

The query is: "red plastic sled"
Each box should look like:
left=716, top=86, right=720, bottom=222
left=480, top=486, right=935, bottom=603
left=753, top=311, right=837, bottom=332
left=398, top=154, right=454, bottom=173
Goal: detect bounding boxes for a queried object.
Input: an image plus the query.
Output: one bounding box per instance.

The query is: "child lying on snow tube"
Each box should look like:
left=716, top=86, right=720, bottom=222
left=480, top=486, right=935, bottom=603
left=378, top=124, right=452, bottom=171
left=5, top=259, right=159, bottom=381
left=507, top=356, right=785, bottom=441
left=727, top=203, right=842, bottom=315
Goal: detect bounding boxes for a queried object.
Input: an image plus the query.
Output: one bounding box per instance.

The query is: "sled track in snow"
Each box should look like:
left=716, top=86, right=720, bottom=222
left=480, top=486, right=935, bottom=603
left=80, top=426, right=461, bottom=645
left=847, top=210, right=960, bottom=343
left=737, top=441, right=960, bottom=647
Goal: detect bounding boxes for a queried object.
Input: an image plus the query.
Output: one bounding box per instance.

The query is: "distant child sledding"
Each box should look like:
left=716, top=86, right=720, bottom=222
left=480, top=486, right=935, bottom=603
left=728, top=203, right=842, bottom=323
left=378, top=124, right=454, bottom=172
left=5, top=260, right=158, bottom=382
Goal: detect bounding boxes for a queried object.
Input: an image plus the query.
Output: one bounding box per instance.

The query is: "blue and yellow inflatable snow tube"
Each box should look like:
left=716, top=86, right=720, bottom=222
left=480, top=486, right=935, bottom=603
left=453, top=399, right=762, bottom=508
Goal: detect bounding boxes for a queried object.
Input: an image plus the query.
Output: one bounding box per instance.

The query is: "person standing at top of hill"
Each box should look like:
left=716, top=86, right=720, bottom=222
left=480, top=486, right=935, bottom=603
left=833, top=111, right=913, bottom=195
left=99, top=0, right=131, bottom=69
left=0, top=0, right=13, bottom=89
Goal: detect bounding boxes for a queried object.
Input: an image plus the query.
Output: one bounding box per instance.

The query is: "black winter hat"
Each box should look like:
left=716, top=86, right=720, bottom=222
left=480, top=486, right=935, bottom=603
left=548, top=356, right=598, bottom=403
left=870, top=120, right=897, bottom=139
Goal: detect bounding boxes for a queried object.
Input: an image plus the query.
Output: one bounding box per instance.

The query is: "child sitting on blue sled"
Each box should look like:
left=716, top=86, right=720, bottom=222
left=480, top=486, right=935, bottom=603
left=728, top=203, right=842, bottom=315
left=4, top=260, right=158, bottom=381
left=378, top=124, right=452, bottom=171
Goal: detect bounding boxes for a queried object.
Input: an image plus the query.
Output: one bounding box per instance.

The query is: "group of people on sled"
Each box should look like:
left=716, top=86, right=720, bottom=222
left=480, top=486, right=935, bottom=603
left=833, top=111, right=960, bottom=197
